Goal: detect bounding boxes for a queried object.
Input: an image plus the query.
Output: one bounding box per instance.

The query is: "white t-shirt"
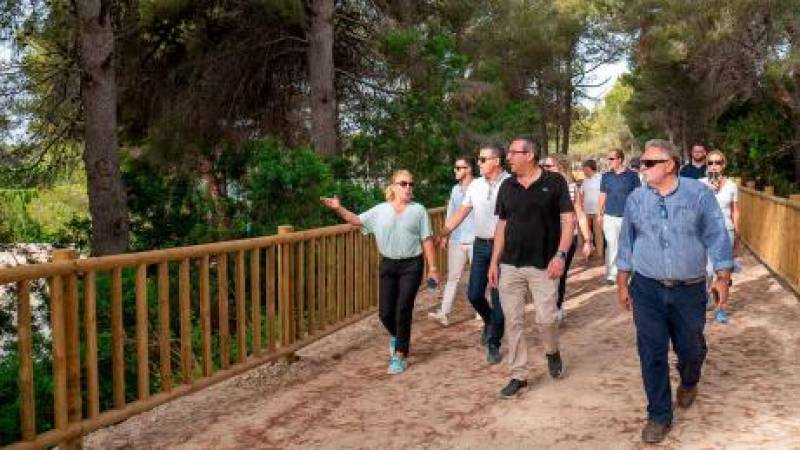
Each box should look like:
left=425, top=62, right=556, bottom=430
left=701, top=177, right=738, bottom=230
left=581, top=173, right=602, bottom=214
left=462, top=171, right=510, bottom=239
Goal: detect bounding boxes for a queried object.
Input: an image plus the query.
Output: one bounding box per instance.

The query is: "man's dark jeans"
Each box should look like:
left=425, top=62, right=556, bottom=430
left=379, top=255, right=424, bottom=355
left=630, top=273, right=708, bottom=425
left=468, top=238, right=504, bottom=348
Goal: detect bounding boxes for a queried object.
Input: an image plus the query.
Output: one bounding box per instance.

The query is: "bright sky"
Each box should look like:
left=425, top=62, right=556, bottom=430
left=580, top=59, right=630, bottom=109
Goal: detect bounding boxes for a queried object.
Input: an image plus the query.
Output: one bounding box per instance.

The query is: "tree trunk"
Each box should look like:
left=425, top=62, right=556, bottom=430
left=560, top=81, right=573, bottom=154
left=307, top=0, right=338, bottom=156
left=75, top=0, right=129, bottom=255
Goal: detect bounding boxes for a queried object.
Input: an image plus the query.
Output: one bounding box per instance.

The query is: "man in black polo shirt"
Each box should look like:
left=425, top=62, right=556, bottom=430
left=488, top=138, right=575, bottom=398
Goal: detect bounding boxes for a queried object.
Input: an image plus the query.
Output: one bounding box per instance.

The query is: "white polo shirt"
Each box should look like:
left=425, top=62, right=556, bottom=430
left=461, top=171, right=510, bottom=239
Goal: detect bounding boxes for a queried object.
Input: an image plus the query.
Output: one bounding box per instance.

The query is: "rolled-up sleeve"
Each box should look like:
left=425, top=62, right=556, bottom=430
left=615, top=194, right=637, bottom=272
left=699, top=188, right=734, bottom=271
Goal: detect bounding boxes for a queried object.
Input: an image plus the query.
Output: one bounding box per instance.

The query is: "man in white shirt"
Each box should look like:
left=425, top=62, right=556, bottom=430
left=437, top=145, right=510, bottom=365
left=581, top=159, right=603, bottom=260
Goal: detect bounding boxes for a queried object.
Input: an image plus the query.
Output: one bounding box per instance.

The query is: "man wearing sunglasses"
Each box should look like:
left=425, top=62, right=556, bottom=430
left=615, top=139, right=733, bottom=444
left=429, top=156, right=476, bottom=326
left=437, top=145, right=510, bottom=366
left=679, top=144, right=708, bottom=180
left=598, top=149, right=641, bottom=284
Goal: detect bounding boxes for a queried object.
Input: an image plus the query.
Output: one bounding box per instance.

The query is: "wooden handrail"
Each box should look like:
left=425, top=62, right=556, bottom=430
left=1, top=207, right=447, bottom=448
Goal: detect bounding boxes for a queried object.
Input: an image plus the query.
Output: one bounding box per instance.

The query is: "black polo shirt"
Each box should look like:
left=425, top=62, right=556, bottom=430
left=495, top=170, right=574, bottom=269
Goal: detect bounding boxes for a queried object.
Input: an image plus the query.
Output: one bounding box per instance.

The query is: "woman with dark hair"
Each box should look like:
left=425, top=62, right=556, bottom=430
left=322, top=169, right=440, bottom=374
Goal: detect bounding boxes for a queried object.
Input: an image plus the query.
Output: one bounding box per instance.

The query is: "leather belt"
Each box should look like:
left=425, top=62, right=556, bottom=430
left=655, top=276, right=706, bottom=288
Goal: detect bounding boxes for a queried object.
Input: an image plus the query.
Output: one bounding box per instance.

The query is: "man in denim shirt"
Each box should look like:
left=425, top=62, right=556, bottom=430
left=616, top=139, right=733, bottom=444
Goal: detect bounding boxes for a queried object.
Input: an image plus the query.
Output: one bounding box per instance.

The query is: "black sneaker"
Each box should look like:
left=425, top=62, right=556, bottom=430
left=547, top=352, right=565, bottom=379
left=480, top=326, right=488, bottom=347
left=486, top=345, right=501, bottom=365
left=500, top=379, right=528, bottom=399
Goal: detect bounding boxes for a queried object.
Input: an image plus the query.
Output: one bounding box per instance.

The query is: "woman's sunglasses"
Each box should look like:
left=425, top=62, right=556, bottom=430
left=707, top=160, right=724, bottom=166
left=395, top=181, right=415, bottom=188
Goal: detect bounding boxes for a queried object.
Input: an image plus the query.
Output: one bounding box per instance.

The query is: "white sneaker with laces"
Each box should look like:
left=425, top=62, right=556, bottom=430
left=428, top=310, right=449, bottom=326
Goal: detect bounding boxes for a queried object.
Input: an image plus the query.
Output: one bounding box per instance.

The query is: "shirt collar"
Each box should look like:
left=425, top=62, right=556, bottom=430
left=646, top=176, right=680, bottom=198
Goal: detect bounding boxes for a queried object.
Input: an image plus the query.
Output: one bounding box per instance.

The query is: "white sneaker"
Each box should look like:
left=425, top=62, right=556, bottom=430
left=556, top=308, right=566, bottom=322
left=428, top=310, right=449, bottom=327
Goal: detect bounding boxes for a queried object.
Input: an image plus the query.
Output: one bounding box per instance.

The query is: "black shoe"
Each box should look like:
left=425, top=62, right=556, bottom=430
left=500, top=379, right=528, bottom=399
left=546, top=352, right=565, bottom=379
left=480, top=326, right=488, bottom=347
left=676, top=385, right=698, bottom=408
left=641, top=420, right=671, bottom=443
left=487, top=345, right=502, bottom=365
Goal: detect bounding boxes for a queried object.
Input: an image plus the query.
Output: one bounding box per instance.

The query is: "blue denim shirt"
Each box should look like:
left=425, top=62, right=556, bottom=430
left=616, top=177, right=734, bottom=280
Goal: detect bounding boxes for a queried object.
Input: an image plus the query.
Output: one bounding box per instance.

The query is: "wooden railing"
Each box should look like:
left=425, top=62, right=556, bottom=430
left=738, top=184, right=800, bottom=295
left=1, top=208, right=447, bottom=449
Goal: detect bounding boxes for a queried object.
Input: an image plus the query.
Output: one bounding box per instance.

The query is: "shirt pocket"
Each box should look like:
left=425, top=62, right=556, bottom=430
left=673, top=204, right=699, bottom=233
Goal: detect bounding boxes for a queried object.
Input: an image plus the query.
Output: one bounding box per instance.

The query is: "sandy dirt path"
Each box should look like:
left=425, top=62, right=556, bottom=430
left=86, top=252, right=800, bottom=449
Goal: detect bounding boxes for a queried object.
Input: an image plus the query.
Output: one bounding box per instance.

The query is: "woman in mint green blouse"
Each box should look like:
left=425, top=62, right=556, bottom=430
left=322, top=169, right=439, bottom=375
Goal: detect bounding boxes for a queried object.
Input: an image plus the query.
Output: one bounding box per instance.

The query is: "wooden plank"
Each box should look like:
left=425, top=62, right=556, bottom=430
left=64, top=272, right=82, bottom=427
left=217, top=254, right=230, bottom=369
left=199, top=256, right=212, bottom=376
left=266, top=247, right=276, bottom=352
left=157, top=263, right=172, bottom=392
left=250, top=249, right=261, bottom=355
left=179, top=259, right=192, bottom=383
left=50, top=275, right=68, bottom=430
left=327, top=236, right=335, bottom=325
left=135, top=264, right=149, bottom=400
left=84, top=271, right=100, bottom=417
left=17, top=280, right=36, bottom=440
left=345, top=232, right=352, bottom=317
left=111, top=268, right=125, bottom=408
left=307, top=239, right=316, bottom=335
left=337, top=235, right=345, bottom=321
left=296, top=241, right=305, bottom=339
left=236, top=250, right=246, bottom=362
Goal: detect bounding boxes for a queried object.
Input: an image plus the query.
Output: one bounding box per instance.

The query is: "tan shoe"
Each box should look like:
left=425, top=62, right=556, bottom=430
left=677, top=385, right=698, bottom=408
left=641, top=420, right=671, bottom=443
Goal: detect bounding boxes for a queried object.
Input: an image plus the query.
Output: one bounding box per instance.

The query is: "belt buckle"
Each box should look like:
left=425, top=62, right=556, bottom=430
left=660, top=279, right=677, bottom=287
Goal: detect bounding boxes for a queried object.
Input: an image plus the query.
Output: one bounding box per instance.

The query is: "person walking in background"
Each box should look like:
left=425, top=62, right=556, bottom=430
left=581, top=159, right=604, bottom=261
left=598, top=149, right=641, bottom=284
left=429, top=156, right=476, bottom=326
left=700, top=150, right=740, bottom=323
left=437, top=145, right=510, bottom=365
left=487, top=138, right=575, bottom=398
left=540, top=155, right=592, bottom=320
left=679, top=144, right=708, bottom=179
left=321, top=169, right=440, bottom=375
left=616, top=139, right=733, bottom=443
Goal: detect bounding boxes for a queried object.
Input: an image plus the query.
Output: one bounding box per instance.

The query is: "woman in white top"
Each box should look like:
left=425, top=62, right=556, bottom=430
left=322, top=169, right=440, bottom=374
left=700, top=150, right=739, bottom=321
left=541, top=155, right=592, bottom=319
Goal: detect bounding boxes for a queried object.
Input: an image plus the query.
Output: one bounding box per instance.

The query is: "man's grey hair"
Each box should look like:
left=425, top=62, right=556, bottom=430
left=644, top=139, right=681, bottom=173
left=510, top=137, right=540, bottom=161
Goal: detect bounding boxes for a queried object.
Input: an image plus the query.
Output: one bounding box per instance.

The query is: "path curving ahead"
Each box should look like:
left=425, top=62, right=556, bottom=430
left=85, top=252, right=800, bottom=449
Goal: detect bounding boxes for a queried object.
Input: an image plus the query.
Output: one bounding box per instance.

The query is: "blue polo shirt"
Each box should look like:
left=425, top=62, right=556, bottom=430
left=679, top=163, right=707, bottom=179
left=600, top=169, right=641, bottom=217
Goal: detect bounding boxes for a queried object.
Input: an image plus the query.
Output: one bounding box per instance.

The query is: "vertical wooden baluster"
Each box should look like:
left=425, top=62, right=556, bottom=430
left=235, top=250, right=246, bottom=362
left=217, top=254, right=230, bottom=369
left=17, top=280, right=35, bottom=441
left=297, top=241, right=305, bottom=339
left=136, top=264, right=149, bottom=400
left=251, top=249, right=261, bottom=355
left=179, top=259, right=192, bottom=382
left=50, top=275, right=68, bottom=433
left=200, top=255, right=212, bottom=376
left=307, top=239, right=316, bottom=335
left=158, top=263, right=172, bottom=391
left=53, top=249, right=81, bottom=444
left=327, top=236, right=335, bottom=326
left=84, top=271, right=99, bottom=417
left=111, top=268, right=125, bottom=408
left=337, top=235, right=344, bottom=321
left=266, top=246, right=276, bottom=352
left=345, top=232, right=352, bottom=318
left=318, top=237, right=327, bottom=329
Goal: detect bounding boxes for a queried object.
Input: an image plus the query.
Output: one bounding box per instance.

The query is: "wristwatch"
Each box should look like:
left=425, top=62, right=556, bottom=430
left=556, top=250, right=568, bottom=259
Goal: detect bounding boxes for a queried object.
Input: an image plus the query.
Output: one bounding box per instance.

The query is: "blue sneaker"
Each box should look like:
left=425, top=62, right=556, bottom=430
left=387, top=356, right=407, bottom=375
left=715, top=308, right=729, bottom=324
left=389, top=336, right=397, bottom=357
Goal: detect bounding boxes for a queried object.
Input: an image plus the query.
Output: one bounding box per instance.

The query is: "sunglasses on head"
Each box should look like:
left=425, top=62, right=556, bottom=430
left=707, top=160, right=724, bottom=166
left=640, top=159, right=669, bottom=168
left=395, top=181, right=414, bottom=188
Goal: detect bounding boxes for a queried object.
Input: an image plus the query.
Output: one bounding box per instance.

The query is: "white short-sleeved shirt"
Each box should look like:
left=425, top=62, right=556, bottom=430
left=358, top=202, right=433, bottom=259
left=461, top=172, right=510, bottom=239
left=700, top=177, right=738, bottom=230
left=581, top=173, right=602, bottom=214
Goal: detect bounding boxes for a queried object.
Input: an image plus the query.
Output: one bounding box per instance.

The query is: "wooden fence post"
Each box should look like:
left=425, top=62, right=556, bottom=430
left=277, top=226, right=298, bottom=361
left=52, top=249, right=81, bottom=450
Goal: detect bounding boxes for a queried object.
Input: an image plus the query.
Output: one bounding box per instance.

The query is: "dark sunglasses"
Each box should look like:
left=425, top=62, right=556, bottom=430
left=454, top=166, right=469, bottom=171
left=607, top=157, right=619, bottom=161
left=540, top=163, right=554, bottom=169
left=395, top=181, right=415, bottom=188
left=640, top=159, right=669, bottom=168
left=478, top=156, right=498, bottom=164
left=707, top=160, right=724, bottom=166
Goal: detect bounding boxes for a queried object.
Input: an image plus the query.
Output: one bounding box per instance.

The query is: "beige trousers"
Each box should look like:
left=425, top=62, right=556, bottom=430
left=498, top=264, right=559, bottom=380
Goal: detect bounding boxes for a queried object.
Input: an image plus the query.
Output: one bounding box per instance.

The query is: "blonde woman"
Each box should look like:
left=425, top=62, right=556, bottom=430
left=321, top=170, right=439, bottom=374
left=541, top=155, right=592, bottom=319
left=700, top=150, right=739, bottom=322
